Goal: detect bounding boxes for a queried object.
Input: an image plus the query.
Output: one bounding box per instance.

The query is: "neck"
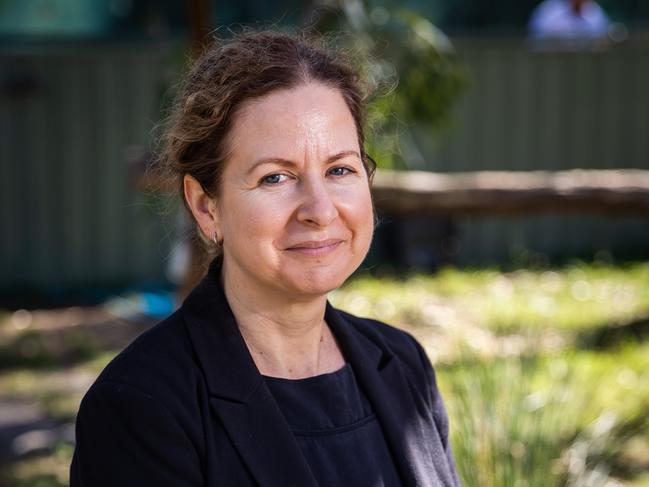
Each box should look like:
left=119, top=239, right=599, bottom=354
left=221, top=258, right=344, bottom=379
left=571, top=0, right=586, bottom=15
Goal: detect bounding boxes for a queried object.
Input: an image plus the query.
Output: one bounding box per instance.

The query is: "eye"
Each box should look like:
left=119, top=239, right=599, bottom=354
left=260, top=173, right=289, bottom=185
left=328, top=166, right=356, bottom=177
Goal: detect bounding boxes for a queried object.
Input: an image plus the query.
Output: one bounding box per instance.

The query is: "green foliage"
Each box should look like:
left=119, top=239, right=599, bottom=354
left=318, top=1, right=468, bottom=169
left=437, top=346, right=649, bottom=486
left=441, top=354, right=582, bottom=487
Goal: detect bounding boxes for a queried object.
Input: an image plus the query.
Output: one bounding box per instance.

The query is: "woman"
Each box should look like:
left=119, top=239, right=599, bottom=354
left=70, top=31, right=461, bottom=487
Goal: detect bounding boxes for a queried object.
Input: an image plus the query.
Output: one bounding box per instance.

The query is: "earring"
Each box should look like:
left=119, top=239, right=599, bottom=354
left=212, top=230, right=223, bottom=247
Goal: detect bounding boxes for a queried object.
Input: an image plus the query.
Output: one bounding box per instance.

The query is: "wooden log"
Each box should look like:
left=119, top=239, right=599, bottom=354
left=371, top=169, right=649, bottom=215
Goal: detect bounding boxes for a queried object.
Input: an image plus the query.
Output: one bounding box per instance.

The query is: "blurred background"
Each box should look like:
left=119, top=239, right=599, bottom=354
left=1, top=0, right=648, bottom=486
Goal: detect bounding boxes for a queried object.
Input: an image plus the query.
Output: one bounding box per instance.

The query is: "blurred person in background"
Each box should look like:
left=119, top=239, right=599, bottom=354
left=69, top=30, right=461, bottom=486
left=529, top=0, right=611, bottom=40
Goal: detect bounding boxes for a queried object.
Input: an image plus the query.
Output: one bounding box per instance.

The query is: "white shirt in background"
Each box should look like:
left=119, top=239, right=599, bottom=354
left=529, top=0, right=610, bottom=39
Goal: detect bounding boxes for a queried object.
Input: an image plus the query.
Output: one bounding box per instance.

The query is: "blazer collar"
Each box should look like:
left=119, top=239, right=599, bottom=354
left=181, top=257, right=389, bottom=402
left=181, top=258, right=448, bottom=487
left=180, top=258, right=262, bottom=402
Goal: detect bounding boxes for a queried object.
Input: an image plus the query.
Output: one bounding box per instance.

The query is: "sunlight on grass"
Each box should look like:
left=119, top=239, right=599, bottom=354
left=334, top=262, right=649, bottom=335
left=436, top=343, right=649, bottom=487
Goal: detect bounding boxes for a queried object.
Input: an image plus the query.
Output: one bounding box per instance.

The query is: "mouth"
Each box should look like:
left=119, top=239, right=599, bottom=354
left=285, top=239, right=344, bottom=257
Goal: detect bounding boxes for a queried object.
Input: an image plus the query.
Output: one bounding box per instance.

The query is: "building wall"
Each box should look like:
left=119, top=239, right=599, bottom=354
left=1, top=44, right=175, bottom=293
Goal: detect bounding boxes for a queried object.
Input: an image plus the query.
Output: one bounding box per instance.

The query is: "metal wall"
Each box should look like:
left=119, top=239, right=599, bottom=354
left=423, top=38, right=649, bottom=172
left=1, top=44, right=174, bottom=292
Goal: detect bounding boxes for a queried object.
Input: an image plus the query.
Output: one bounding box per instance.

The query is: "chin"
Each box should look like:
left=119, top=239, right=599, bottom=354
left=283, top=263, right=354, bottom=298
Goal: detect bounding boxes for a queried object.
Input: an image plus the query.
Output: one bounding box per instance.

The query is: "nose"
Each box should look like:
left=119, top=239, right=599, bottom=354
left=296, top=178, right=338, bottom=227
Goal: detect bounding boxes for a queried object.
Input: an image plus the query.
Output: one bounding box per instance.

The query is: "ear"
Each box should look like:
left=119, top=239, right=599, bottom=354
left=183, top=174, right=219, bottom=241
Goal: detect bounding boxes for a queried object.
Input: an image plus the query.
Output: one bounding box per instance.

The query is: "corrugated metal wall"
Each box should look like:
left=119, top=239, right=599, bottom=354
left=412, top=38, right=649, bottom=266
left=1, top=44, right=174, bottom=291
left=421, top=39, right=649, bottom=172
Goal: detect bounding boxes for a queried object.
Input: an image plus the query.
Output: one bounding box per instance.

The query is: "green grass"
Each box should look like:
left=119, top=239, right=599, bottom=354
left=436, top=344, right=649, bottom=487
left=334, top=261, right=649, bottom=335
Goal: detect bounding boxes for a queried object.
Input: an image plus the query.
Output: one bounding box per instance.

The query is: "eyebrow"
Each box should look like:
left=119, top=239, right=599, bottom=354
left=246, top=150, right=361, bottom=175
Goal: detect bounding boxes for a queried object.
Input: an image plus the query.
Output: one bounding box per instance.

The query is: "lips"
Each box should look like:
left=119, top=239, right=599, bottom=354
left=285, top=238, right=344, bottom=256
left=287, top=239, right=343, bottom=250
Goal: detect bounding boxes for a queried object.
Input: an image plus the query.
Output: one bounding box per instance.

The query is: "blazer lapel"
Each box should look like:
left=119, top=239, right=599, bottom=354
left=181, top=260, right=318, bottom=487
left=208, top=389, right=318, bottom=487
left=325, top=303, right=450, bottom=487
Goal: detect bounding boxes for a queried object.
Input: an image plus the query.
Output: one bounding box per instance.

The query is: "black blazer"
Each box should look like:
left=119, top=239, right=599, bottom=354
left=70, top=259, right=461, bottom=486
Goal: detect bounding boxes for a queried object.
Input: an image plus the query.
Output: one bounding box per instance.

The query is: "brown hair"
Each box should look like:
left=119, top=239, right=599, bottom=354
left=159, top=30, right=375, bottom=268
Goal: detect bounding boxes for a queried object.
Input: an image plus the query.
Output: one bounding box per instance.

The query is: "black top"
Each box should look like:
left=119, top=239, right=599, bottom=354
left=263, top=363, right=403, bottom=487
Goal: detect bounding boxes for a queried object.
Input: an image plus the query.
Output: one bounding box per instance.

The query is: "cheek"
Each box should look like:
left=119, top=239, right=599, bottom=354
left=221, top=194, right=288, bottom=245
left=337, top=185, right=374, bottom=237
left=357, top=199, right=375, bottom=247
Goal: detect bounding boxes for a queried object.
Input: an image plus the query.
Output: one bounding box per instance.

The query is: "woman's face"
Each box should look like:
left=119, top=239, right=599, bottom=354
left=215, top=82, right=374, bottom=300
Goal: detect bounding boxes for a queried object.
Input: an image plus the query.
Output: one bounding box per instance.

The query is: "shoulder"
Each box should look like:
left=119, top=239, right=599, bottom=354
left=584, top=1, right=610, bottom=22
left=71, top=310, right=206, bottom=485
left=529, top=0, right=565, bottom=24
left=334, top=307, right=431, bottom=379
left=85, top=309, right=203, bottom=414
left=531, top=0, right=565, bottom=16
left=333, top=306, right=452, bottom=439
left=336, top=308, right=419, bottom=347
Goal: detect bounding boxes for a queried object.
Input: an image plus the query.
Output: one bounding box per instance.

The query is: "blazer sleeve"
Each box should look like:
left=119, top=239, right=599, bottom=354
left=411, top=337, right=462, bottom=487
left=70, top=380, right=203, bottom=487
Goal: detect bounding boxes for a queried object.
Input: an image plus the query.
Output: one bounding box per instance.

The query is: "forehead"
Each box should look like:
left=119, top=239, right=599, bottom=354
left=226, top=82, right=359, bottom=163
